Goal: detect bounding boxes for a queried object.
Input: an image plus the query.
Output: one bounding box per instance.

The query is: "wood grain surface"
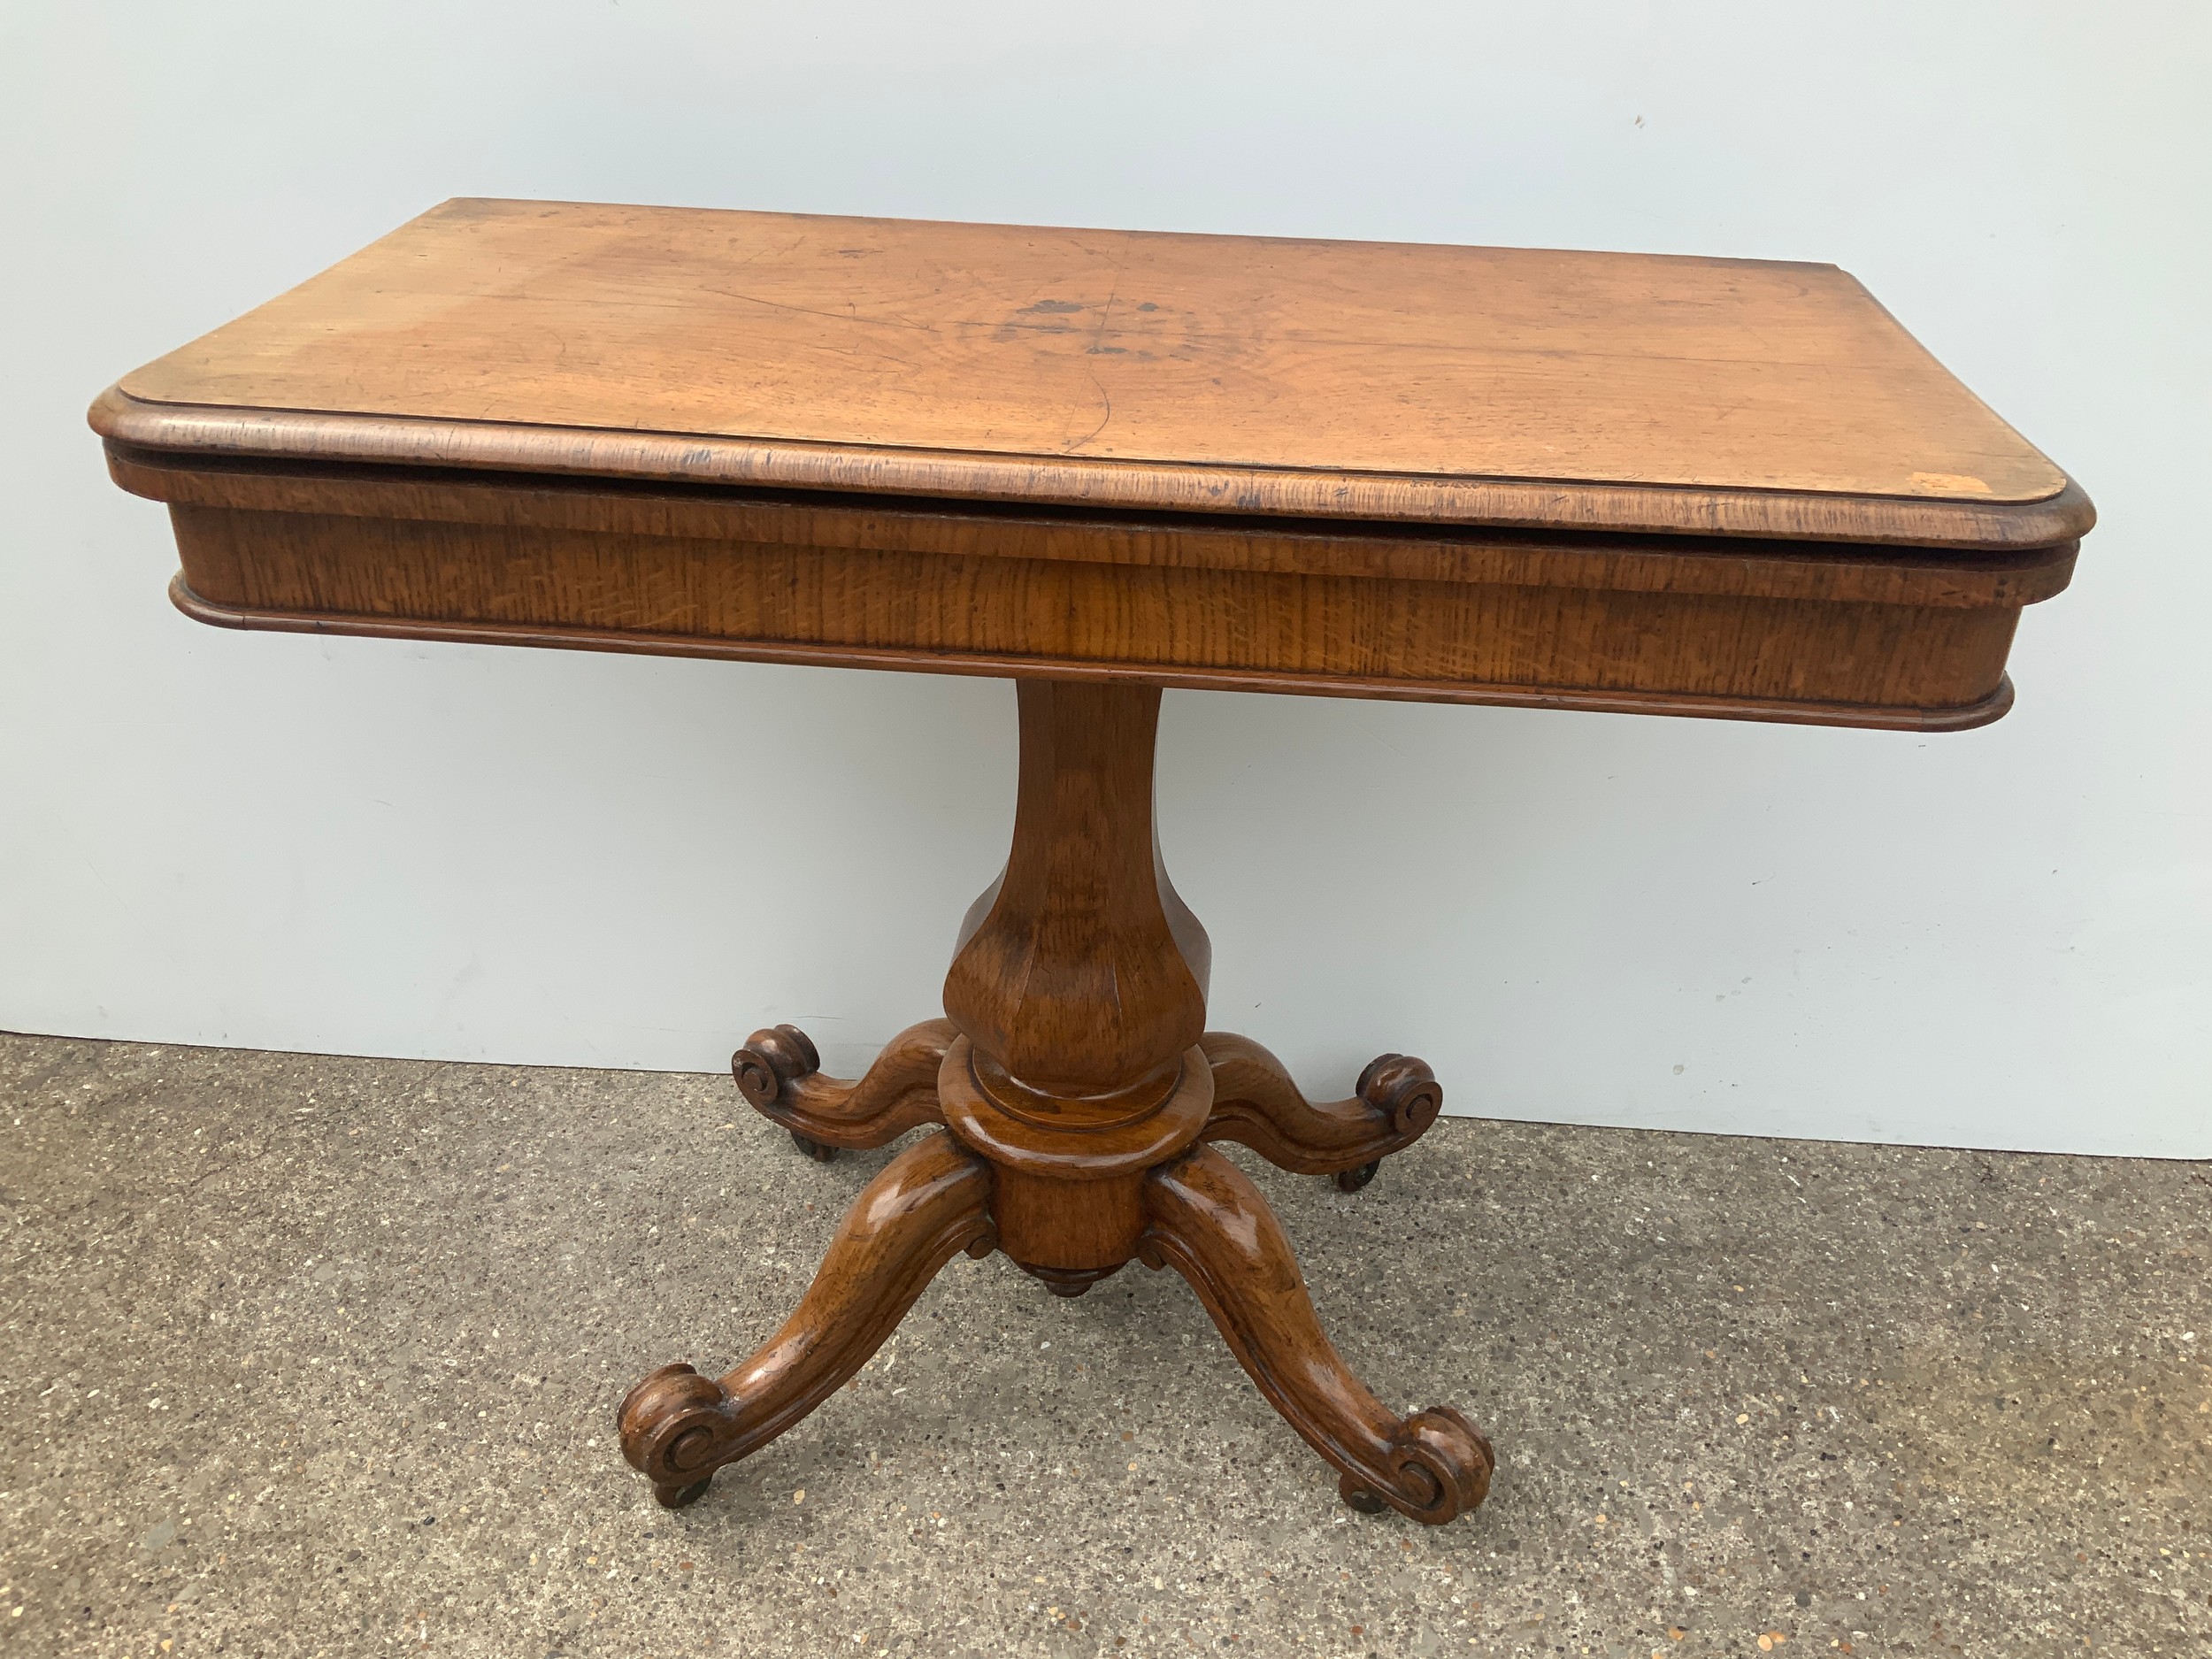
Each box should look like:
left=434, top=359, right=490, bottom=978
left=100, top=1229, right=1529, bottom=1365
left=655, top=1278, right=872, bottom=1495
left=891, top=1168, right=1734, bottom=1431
left=616, top=1130, right=997, bottom=1509
left=101, top=200, right=2085, bottom=544
left=730, top=1019, right=956, bottom=1152
left=620, top=677, right=1492, bottom=1523
left=104, top=446, right=2080, bottom=606
left=102, top=201, right=2091, bottom=1527
left=1139, top=1145, right=1494, bottom=1525
left=1199, top=1033, right=1445, bottom=1179
left=157, top=500, right=2038, bottom=728
left=942, top=681, right=1208, bottom=1113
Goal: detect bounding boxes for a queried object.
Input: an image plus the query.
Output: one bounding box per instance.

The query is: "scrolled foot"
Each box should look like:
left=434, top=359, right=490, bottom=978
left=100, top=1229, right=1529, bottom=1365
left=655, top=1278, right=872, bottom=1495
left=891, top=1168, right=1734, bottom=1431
left=733, top=1018, right=955, bottom=1152
left=1355, top=1053, right=1445, bottom=1141
left=1331, top=1413, right=1501, bottom=1524
left=1362, top=1407, right=1494, bottom=1524
left=1141, top=1145, right=1494, bottom=1525
left=1200, top=1034, right=1443, bottom=1179
left=617, top=1131, right=995, bottom=1503
left=733, top=1023, right=821, bottom=1110
left=657, top=1475, right=714, bottom=1509
left=618, top=1363, right=733, bottom=1499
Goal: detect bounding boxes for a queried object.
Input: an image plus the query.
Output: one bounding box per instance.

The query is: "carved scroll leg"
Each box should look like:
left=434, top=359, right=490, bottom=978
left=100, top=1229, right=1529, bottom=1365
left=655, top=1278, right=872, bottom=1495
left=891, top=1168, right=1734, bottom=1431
left=617, top=1128, right=995, bottom=1509
left=1198, top=1033, right=1442, bottom=1190
left=1140, top=1144, right=1493, bottom=1525
left=733, top=1018, right=956, bottom=1157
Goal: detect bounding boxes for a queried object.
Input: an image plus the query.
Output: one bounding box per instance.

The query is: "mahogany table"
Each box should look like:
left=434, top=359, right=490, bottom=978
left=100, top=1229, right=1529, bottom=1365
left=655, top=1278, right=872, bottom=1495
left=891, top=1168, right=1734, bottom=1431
left=95, top=199, right=2090, bottom=1525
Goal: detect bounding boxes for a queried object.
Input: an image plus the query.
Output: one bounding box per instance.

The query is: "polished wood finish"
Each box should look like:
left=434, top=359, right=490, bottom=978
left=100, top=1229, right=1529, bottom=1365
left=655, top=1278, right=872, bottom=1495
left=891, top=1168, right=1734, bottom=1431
left=97, top=201, right=2094, bottom=1528
left=1201, top=1033, right=1444, bottom=1179
left=620, top=684, right=1466, bottom=1516
left=104, top=440, right=2077, bottom=730
left=618, top=1129, right=996, bottom=1509
left=110, top=199, right=2080, bottom=543
left=93, top=201, right=2092, bottom=732
left=100, top=442, right=2080, bottom=602
left=944, top=681, right=1208, bottom=1111
left=938, top=1031, right=1213, bottom=1275
left=1140, top=1145, right=1494, bottom=1524
left=733, top=1018, right=953, bottom=1152
left=165, top=567, right=2028, bottom=731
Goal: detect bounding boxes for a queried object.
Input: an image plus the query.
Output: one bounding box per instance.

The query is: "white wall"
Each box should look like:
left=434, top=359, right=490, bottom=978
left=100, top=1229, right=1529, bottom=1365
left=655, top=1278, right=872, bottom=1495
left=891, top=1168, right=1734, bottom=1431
left=4, top=2, right=2206, bottom=1156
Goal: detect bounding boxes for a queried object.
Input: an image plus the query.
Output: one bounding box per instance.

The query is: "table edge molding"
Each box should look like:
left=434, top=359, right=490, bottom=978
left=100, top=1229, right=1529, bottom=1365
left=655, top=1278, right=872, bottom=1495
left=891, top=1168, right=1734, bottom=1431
left=105, top=442, right=2078, bottom=611
left=95, top=388, right=2092, bottom=552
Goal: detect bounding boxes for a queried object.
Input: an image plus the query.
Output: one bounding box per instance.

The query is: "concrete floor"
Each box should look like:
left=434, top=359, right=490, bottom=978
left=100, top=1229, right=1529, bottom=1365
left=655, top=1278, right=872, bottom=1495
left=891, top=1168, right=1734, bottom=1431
left=0, top=1033, right=2207, bottom=1658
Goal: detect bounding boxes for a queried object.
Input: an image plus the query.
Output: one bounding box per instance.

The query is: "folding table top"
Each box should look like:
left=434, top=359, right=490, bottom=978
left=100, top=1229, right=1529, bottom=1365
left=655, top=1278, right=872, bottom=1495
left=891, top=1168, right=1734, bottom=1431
left=103, top=198, right=2085, bottom=549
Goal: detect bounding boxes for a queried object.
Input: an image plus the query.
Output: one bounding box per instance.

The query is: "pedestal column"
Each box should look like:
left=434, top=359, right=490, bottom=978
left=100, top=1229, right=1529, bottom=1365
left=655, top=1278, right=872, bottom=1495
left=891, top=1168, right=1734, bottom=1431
left=940, top=680, right=1216, bottom=1283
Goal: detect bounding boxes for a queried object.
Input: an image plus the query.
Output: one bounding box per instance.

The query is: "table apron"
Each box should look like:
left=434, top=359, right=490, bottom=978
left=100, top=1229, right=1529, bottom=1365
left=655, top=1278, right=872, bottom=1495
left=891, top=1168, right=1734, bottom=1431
left=164, top=502, right=2030, bottom=731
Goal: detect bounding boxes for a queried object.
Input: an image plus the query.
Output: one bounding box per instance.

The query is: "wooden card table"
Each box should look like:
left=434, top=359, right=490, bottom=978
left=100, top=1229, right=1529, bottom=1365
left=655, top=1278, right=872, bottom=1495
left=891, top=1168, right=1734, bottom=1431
left=95, top=199, right=2090, bottom=1525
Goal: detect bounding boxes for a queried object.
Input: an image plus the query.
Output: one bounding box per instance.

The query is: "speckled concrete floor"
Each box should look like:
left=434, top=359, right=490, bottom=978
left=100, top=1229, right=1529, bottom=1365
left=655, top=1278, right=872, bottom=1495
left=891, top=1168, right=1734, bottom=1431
left=1, top=1032, right=2207, bottom=1658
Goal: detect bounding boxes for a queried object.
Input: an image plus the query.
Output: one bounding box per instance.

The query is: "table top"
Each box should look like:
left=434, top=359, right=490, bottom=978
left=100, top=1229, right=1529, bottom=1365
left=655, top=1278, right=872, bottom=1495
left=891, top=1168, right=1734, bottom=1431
left=104, top=199, right=2085, bottom=550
